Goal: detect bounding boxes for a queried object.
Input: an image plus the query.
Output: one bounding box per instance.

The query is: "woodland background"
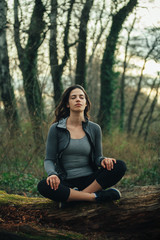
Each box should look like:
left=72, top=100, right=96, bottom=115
left=0, top=0, right=160, bottom=196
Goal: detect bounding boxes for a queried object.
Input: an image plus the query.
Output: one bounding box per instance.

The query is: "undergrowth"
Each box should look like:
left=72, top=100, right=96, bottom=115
left=0, top=173, right=40, bottom=197
left=103, top=129, right=160, bottom=188
left=0, top=125, right=159, bottom=196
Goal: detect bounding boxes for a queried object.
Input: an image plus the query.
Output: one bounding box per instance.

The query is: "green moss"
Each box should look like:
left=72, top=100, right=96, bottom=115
left=0, top=229, right=87, bottom=240
left=19, top=232, right=86, bottom=240
left=0, top=191, right=88, bottom=240
left=0, top=190, right=52, bottom=206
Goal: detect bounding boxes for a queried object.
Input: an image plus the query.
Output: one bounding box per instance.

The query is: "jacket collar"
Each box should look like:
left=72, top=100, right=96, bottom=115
left=57, top=117, right=88, bottom=129
left=57, top=117, right=68, bottom=129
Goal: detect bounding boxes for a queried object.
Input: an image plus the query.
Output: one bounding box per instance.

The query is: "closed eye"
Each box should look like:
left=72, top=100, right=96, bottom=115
left=71, top=95, right=85, bottom=99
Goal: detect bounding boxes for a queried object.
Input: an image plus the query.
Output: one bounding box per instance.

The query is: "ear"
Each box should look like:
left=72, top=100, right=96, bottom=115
left=67, top=103, right=70, bottom=108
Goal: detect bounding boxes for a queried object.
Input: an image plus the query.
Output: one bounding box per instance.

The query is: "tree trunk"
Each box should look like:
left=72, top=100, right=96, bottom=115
left=119, top=17, right=136, bottom=131
left=99, top=0, right=138, bottom=132
left=137, top=82, right=159, bottom=139
left=132, top=77, right=157, bottom=134
left=75, top=0, right=94, bottom=87
left=14, top=0, right=46, bottom=145
left=0, top=185, right=160, bottom=240
left=87, top=1, right=109, bottom=120
left=87, top=0, right=108, bottom=68
left=127, top=39, right=157, bottom=134
left=143, top=83, right=159, bottom=140
left=50, top=0, right=75, bottom=106
left=0, top=0, right=20, bottom=135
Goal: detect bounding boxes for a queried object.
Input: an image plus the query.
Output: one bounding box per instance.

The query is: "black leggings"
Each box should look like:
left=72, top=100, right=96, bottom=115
left=37, top=160, right=126, bottom=202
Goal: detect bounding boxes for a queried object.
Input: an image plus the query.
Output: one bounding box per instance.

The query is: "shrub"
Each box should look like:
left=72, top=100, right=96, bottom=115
left=0, top=172, right=40, bottom=196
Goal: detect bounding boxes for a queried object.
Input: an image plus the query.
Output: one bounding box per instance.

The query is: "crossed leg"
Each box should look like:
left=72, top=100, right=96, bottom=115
left=67, top=179, right=102, bottom=202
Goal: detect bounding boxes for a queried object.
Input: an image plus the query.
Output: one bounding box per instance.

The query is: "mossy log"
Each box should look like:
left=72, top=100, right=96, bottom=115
left=0, top=185, right=160, bottom=240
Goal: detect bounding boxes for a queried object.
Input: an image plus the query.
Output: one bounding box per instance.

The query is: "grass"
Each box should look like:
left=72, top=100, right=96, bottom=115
left=102, top=129, right=160, bottom=187
left=0, top=124, right=159, bottom=196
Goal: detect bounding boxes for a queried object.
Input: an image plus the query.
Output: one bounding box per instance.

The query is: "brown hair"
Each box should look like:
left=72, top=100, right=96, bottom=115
left=53, top=85, right=91, bottom=123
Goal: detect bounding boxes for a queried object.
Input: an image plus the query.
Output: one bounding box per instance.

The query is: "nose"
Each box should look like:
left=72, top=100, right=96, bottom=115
left=76, top=97, right=81, bottom=101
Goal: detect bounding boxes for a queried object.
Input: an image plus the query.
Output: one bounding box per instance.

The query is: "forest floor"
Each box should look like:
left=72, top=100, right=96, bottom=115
left=0, top=185, right=160, bottom=240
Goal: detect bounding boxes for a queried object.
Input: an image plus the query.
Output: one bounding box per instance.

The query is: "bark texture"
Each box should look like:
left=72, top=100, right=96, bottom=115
left=14, top=0, right=46, bottom=144
left=99, top=0, right=138, bottom=132
left=75, top=0, right=94, bottom=87
left=50, top=0, right=76, bottom=106
left=0, top=0, right=19, bottom=135
left=0, top=185, right=160, bottom=240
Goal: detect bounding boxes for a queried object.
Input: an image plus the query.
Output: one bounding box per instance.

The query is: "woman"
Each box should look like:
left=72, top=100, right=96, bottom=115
left=38, top=85, right=126, bottom=208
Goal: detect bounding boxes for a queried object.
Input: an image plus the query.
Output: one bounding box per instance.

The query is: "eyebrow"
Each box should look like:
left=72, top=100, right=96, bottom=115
left=70, top=94, right=85, bottom=97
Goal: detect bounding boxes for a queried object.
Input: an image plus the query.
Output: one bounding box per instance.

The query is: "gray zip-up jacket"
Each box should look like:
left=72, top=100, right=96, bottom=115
left=44, top=117, right=105, bottom=180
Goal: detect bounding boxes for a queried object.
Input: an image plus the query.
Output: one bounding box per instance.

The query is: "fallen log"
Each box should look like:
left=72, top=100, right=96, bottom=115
left=0, top=185, right=160, bottom=240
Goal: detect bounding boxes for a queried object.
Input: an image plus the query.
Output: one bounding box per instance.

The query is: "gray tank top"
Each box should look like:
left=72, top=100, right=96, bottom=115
left=61, top=135, right=94, bottom=179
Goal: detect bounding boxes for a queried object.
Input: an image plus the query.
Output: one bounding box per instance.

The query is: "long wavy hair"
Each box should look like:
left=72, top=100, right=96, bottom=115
left=53, top=85, right=91, bottom=123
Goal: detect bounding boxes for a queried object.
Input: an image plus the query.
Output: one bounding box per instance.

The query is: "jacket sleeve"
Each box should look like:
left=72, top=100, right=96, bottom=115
left=94, top=124, right=105, bottom=167
left=44, top=124, right=58, bottom=176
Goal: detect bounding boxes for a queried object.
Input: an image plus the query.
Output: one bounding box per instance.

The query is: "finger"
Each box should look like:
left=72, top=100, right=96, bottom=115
left=110, top=160, right=114, bottom=169
left=46, top=178, right=50, bottom=185
left=106, top=158, right=116, bottom=170
left=54, top=182, right=59, bottom=190
left=107, top=162, right=112, bottom=171
left=106, top=160, right=112, bottom=170
left=101, top=160, right=106, bottom=168
left=103, top=159, right=109, bottom=169
left=54, top=178, right=60, bottom=190
left=50, top=179, right=54, bottom=189
left=110, top=159, right=116, bottom=169
left=104, top=158, right=110, bottom=165
left=111, top=161, right=114, bottom=169
left=112, top=158, right=116, bottom=164
left=55, top=179, right=60, bottom=190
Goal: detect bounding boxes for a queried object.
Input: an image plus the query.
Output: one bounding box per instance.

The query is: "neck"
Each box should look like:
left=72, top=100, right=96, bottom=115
left=67, top=112, right=85, bottom=126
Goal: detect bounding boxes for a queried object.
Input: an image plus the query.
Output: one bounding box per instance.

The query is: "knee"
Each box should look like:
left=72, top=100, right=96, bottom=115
left=116, top=160, right=127, bottom=173
left=37, top=179, right=47, bottom=195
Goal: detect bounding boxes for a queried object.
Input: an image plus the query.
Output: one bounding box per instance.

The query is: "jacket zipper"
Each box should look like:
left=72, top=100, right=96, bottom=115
left=57, top=129, right=71, bottom=178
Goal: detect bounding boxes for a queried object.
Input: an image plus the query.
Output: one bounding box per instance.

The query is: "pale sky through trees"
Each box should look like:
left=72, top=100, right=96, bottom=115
left=6, top=0, right=160, bottom=102
left=7, top=0, right=160, bottom=77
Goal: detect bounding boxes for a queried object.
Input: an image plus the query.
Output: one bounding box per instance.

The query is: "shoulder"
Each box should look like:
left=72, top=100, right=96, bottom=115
left=87, top=120, right=102, bottom=132
left=50, top=122, right=58, bottom=129
left=48, top=122, right=58, bottom=134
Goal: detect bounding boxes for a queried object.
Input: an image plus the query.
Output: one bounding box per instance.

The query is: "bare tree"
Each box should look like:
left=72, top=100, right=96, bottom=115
left=88, top=0, right=108, bottom=66
left=0, top=0, right=20, bottom=135
left=127, top=36, right=159, bottom=134
left=75, top=0, right=94, bottom=87
left=49, top=0, right=76, bottom=106
left=132, top=77, right=157, bottom=134
left=99, top=0, right=138, bottom=132
left=14, top=0, right=46, bottom=145
left=143, top=89, right=159, bottom=141
left=119, top=16, right=136, bottom=131
left=87, top=0, right=111, bottom=120
left=137, top=81, right=160, bottom=140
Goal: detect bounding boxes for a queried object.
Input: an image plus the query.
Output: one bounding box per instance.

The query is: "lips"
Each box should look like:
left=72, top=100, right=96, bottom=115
left=75, top=104, right=82, bottom=107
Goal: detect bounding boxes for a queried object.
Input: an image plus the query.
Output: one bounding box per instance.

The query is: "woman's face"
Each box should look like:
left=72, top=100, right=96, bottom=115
left=67, top=88, right=87, bottom=113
